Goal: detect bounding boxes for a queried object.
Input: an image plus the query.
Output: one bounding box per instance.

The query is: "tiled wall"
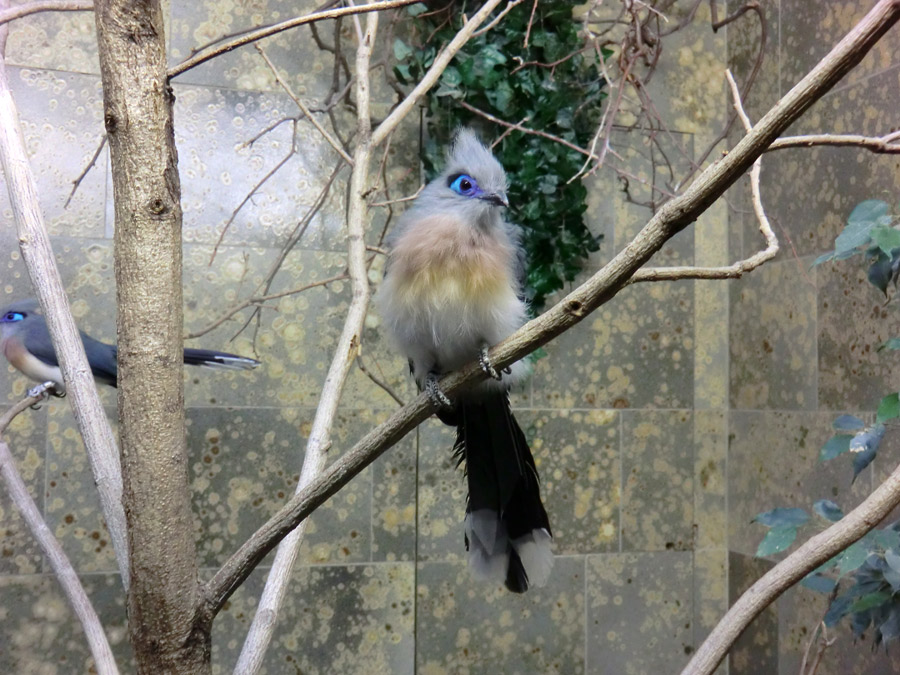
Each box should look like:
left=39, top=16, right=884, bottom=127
left=1, top=1, right=899, bottom=673
left=727, top=1, right=900, bottom=673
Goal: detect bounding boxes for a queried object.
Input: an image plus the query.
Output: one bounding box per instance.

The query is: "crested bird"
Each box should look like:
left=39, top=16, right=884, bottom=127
left=376, top=128, right=552, bottom=593
left=0, top=298, right=260, bottom=393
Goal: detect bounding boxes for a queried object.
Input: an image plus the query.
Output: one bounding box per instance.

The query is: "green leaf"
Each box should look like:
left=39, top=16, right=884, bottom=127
left=819, top=434, right=853, bottom=461
left=755, top=525, right=798, bottom=557
left=801, top=573, right=837, bottom=593
left=885, top=548, right=900, bottom=574
left=833, top=414, right=865, bottom=431
left=392, top=38, right=413, bottom=62
left=811, top=251, right=835, bottom=267
left=879, top=339, right=900, bottom=352
left=833, top=199, right=890, bottom=256
left=406, top=2, right=428, bottom=16
left=753, top=507, right=809, bottom=528
left=850, top=591, right=892, bottom=613
left=873, top=529, right=900, bottom=552
left=813, top=499, right=844, bottom=522
left=871, top=225, right=900, bottom=255
left=838, top=541, right=870, bottom=576
left=877, top=393, right=900, bottom=422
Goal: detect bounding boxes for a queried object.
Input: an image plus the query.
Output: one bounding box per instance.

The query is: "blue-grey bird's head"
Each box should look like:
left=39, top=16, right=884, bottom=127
left=0, top=298, right=38, bottom=339
left=419, top=128, right=509, bottom=228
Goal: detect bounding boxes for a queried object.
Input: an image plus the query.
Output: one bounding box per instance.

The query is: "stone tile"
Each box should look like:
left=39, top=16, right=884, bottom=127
left=728, top=411, right=871, bottom=559
left=780, top=1, right=899, bottom=93
left=817, top=254, right=896, bottom=412
left=187, top=406, right=371, bottom=568
left=0, top=69, right=107, bottom=239
left=170, top=84, right=351, bottom=251
left=728, top=551, right=777, bottom=675
left=417, top=409, right=620, bottom=564
left=6, top=10, right=101, bottom=74
left=621, top=410, right=694, bottom=552
left=169, top=0, right=330, bottom=95
left=44, top=401, right=120, bottom=574
left=694, top=411, right=727, bottom=550
left=416, top=557, right=585, bottom=674
left=533, top=281, right=694, bottom=410
left=0, top=573, right=131, bottom=673
left=727, top=0, right=780, bottom=124
left=729, top=257, right=818, bottom=411
left=519, top=409, right=620, bottom=555
left=0, top=407, right=47, bottom=575
left=586, top=552, right=694, bottom=674
left=644, top=1, right=728, bottom=135
left=371, top=421, right=417, bottom=563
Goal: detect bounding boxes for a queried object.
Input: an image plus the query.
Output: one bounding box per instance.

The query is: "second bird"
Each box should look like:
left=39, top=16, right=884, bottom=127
left=0, top=298, right=260, bottom=393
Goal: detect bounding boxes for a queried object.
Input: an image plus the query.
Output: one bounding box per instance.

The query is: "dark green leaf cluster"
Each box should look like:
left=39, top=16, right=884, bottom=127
left=395, top=1, right=607, bottom=308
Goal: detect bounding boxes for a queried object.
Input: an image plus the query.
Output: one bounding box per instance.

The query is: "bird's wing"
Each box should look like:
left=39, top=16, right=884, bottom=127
left=24, top=320, right=118, bottom=386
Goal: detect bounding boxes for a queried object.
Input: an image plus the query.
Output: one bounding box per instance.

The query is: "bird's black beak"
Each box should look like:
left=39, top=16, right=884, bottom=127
left=482, top=192, right=509, bottom=208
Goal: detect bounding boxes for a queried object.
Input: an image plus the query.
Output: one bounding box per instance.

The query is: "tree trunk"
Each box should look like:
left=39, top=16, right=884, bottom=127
left=93, top=1, right=208, bottom=672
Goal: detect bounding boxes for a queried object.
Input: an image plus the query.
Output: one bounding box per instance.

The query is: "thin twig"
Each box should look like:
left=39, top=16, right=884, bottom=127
left=357, top=354, right=404, bottom=406
left=472, top=0, right=523, bottom=37
left=64, top=135, right=106, bottom=208
left=254, top=44, right=353, bottom=165
left=0, top=0, right=91, bottom=26
left=168, top=0, right=421, bottom=80
left=0, top=394, right=119, bottom=674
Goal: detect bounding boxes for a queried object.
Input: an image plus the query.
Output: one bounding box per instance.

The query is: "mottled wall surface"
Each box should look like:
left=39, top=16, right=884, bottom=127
left=728, top=1, right=900, bottom=674
left=0, top=1, right=897, bottom=674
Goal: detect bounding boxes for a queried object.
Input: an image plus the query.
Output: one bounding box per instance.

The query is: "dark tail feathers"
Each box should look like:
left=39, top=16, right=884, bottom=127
left=182, top=348, right=260, bottom=371
left=454, top=393, right=553, bottom=593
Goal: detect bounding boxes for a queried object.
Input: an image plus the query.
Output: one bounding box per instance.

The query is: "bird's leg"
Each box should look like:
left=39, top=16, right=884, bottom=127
left=479, top=344, right=503, bottom=381
left=424, top=371, right=452, bottom=409
left=26, top=381, right=59, bottom=409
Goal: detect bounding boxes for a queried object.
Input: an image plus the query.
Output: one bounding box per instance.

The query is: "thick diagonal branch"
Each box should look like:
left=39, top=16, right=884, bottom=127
left=204, top=0, right=900, bottom=617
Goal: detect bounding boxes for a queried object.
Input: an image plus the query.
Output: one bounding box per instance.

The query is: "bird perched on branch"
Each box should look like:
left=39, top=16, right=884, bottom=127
left=376, top=128, right=552, bottom=593
left=0, top=298, right=260, bottom=394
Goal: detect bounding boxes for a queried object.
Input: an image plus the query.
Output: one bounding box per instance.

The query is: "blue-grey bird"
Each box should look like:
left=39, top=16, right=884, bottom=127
left=376, top=129, right=552, bottom=593
left=0, top=298, right=260, bottom=393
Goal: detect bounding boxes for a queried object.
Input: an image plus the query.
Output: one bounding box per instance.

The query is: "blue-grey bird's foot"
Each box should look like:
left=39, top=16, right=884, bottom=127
left=425, top=372, right=452, bottom=409
left=479, top=345, right=502, bottom=381
left=26, top=381, right=58, bottom=408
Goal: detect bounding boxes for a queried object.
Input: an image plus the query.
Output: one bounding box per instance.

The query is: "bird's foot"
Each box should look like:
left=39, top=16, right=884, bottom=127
left=27, top=381, right=61, bottom=408
left=479, top=345, right=503, bottom=381
left=425, top=372, right=452, bottom=409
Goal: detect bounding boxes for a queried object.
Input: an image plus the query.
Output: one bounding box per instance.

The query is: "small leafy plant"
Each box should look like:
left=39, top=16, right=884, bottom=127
left=753, top=197, right=900, bottom=649
left=395, top=1, right=608, bottom=308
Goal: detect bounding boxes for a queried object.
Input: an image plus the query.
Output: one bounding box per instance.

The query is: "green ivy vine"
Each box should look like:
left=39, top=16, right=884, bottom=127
left=395, top=1, right=608, bottom=309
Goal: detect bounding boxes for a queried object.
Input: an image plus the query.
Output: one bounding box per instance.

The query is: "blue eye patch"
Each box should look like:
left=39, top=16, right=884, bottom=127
left=448, top=174, right=481, bottom=197
left=1, top=311, right=25, bottom=323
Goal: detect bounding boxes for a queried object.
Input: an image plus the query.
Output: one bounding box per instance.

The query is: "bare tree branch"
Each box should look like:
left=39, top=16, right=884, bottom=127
left=232, top=9, right=379, bottom=673
left=167, top=0, right=422, bottom=80
left=203, top=0, right=900, bottom=620
left=768, top=130, right=900, bottom=153
left=0, top=0, right=91, bottom=27
left=0, top=393, right=119, bottom=675
left=0, top=5, right=129, bottom=588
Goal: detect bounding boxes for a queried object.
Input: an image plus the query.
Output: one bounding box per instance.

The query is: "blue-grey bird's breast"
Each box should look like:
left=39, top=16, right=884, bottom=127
left=377, top=209, right=528, bottom=384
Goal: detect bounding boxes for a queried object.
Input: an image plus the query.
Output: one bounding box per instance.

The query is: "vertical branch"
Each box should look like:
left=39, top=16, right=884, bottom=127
left=0, top=0, right=129, bottom=589
left=0, top=396, right=119, bottom=675
left=93, top=0, right=205, bottom=672
left=232, top=8, right=378, bottom=675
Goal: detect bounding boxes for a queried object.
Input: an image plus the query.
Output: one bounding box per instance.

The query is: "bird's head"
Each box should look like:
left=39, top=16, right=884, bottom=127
left=0, top=299, right=37, bottom=338
left=421, top=128, right=510, bottom=227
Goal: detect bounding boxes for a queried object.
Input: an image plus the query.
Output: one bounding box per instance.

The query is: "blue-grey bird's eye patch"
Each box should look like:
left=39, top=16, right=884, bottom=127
left=1, top=311, right=25, bottom=322
left=448, top=173, right=480, bottom=197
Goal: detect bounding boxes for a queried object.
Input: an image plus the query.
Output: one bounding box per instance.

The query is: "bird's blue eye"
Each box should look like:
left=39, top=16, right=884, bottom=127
left=1, top=312, right=24, bottom=323
left=449, top=174, right=478, bottom=196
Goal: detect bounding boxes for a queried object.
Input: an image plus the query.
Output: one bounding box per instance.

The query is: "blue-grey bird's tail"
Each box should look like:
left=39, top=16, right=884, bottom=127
left=453, top=393, right=553, bottom=593
left=182, top=348, right=260, bottom=371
